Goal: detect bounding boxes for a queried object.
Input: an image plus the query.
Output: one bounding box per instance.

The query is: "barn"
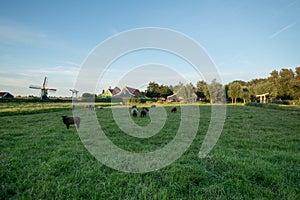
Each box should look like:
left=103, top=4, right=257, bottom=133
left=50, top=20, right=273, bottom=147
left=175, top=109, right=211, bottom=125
left=113, top=86, right=143, bottom=98
left=0, top=92, right=14, bottom=99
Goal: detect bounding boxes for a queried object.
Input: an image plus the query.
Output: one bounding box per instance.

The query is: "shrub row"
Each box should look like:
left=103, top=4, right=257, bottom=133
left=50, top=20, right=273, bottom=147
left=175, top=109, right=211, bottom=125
left=245, top=102, right=300, bottom=112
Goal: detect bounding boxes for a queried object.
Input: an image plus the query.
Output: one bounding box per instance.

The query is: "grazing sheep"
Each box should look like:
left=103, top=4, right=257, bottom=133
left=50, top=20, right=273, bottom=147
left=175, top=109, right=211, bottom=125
left=140, top=107, right=148, bottom=117
left=131, top=106, right=138, bottom=117
left=96, top=106, right=103, bottom=109
left=89, top=104, right=95, bottom=110
left=171, top=106, right=177, bottom=113
left=131, top=108, right=138, bottom=117
left=131, top=105, right=138, bottom=117
left=62, top=116, right=80, bottom=129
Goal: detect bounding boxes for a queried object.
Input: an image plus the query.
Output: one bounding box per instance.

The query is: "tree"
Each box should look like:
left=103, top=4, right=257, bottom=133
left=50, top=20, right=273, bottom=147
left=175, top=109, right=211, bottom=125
left=195, top=80, right=208, bottom=100
left=82, top=93, right=95, bottom=98
left=145, top=82, right=173, bottom=99
left=241, top=87, right=250, bottom=103
left=228, top=81, right=242, bottom=103
left=82, top=93, right=96, bottom=101
left=158, top=85, right=173, bottom=99
left=292, top=66, right=300, bottom=100
left=270, top=70, right=279, bottom=80
left=278, top=68, right=294, bottom=99
left=207, top=79, right=225, bottom=104
left=173, top=82, right=197, bottom=103
left=145, top=82, right=160, bottom=98
left=250, top=79, right=277, bottom=102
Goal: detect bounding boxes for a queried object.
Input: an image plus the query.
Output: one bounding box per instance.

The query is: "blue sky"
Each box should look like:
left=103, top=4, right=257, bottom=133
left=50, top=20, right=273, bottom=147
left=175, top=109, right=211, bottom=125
left=0, top=0, right=299, bottom=97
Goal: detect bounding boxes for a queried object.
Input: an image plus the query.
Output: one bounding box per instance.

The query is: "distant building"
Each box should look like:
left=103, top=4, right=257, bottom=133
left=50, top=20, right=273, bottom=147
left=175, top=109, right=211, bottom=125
left=113, top=86, right=143, bottom=98
left=167, top=93, right=197, bottom=103
left=0, top=92, right=14, bottom=99
left=101, top=86, right=121, bottom=98
left=166, top=94, right=180, bottom=102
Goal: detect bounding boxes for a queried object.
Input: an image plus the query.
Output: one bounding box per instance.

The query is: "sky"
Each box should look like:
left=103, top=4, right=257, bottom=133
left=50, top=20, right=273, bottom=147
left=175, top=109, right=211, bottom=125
left=0, top=0, right=299, bottom=97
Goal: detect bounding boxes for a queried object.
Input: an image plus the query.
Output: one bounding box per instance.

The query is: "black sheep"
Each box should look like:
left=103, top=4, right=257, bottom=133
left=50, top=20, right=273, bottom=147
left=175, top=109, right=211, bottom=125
left=140, top=108, right=148, bottom=117
left=132, top=109, right=138, bottom=117
left=62, top=116, right=80, bottom=129
left=171, top=107, right=177, bottom=113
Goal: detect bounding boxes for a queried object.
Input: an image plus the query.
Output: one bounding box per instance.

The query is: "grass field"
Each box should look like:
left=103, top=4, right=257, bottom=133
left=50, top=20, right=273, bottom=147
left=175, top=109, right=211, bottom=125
left=0, top=103, right=299, bottom=199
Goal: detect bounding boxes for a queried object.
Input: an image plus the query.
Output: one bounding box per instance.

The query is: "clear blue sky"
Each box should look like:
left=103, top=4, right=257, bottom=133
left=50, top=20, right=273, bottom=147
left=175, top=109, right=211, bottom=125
left=1, top=0, right=299, bottom=97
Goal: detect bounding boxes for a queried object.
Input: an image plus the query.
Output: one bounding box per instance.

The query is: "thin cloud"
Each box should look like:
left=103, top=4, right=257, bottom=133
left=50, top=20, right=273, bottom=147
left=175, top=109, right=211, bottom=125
left=286, top=0, right=299, bottom=8
left=269, top=23, right=296, bottom=39
left=27, top=66, right=80, bottom=76
left=62, top=61, right=81, bottom=67
left=0, top=20, right=48, bottom=45
left=0, top=65, right=79, bottom=90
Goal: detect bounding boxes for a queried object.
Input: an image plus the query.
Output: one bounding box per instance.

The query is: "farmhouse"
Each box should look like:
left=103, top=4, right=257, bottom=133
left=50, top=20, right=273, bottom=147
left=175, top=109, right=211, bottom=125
left=0, top=92, right=14, bottom=99
left=113, top=86, right=143, bottom=98
left=101, top=86, right=121, bottom=98
left=166, top=94, right=180, bottom=102
left=167, top=93, right=198, bottom=103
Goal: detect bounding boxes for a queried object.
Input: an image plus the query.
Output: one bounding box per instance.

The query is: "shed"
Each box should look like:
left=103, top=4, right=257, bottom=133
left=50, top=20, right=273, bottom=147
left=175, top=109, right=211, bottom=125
left=167, top=94, right=180, bottom=102
left=0, top=92, right=14, bottom=99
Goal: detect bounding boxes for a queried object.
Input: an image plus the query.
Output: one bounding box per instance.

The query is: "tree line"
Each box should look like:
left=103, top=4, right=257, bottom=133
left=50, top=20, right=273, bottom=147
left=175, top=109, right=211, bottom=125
left=144, top=67, right=300, bottom=103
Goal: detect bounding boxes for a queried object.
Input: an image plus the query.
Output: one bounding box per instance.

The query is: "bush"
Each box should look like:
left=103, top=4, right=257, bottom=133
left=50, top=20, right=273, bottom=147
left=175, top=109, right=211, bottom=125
left=245, top=102, right=263, bottom=107
left=157, top=100, right=163, bottom=104
left=129, top=98, right=141, bottom=103
left=271, top=99, right=290, bottom=105
left=288, top=100, right=300, bottom=106
left=245, top=101, right=300, bottom=112
left=95, top=97, right=113, bottom=102
left=139, top=98, right=155, bottom=104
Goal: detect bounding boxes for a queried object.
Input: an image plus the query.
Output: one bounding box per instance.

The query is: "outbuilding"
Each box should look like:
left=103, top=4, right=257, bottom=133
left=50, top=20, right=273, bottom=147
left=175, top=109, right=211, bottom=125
left=0, top=92, right=14, bottom=99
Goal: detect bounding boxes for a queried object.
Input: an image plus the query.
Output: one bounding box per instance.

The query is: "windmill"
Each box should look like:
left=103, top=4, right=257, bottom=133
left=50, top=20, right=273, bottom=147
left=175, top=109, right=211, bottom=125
left=69, top=89, right=79, bottom=99
left=29, top=76, right=57, bottom=100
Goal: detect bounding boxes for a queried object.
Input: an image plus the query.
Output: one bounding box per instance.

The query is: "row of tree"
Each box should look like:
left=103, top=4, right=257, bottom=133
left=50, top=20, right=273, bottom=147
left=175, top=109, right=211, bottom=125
left=144, top=67, right=300, bottom=103
left=145, top=79, right=225, bottom=104
left=227, top=67, right=300, bottom=103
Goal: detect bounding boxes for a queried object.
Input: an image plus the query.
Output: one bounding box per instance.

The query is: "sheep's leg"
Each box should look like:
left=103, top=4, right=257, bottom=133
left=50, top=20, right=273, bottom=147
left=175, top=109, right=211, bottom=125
left=66, top=124, right=70, bottom=129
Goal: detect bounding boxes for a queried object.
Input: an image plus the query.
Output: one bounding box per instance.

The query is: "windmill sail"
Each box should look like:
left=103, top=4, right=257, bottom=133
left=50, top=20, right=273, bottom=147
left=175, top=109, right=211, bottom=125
left=29, top=76, right=56, bottom=100
left=43, top=77, right=48, bottom=88
left=29, top=85, right=42, bottom=89
left=48, top=88, right=57, bottom=91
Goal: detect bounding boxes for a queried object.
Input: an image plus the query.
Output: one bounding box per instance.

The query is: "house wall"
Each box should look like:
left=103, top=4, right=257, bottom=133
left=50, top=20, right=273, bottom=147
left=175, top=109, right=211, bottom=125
left=102, top=90, right=113, bottom=98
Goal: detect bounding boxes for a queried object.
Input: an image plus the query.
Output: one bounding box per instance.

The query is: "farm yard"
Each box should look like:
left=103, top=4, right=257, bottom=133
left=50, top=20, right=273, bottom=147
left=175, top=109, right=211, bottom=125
left=0, top=102, right=299, bottom=199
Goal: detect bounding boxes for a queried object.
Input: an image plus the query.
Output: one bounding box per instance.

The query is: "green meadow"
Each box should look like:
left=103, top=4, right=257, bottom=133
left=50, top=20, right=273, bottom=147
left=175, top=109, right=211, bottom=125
left=0, top=103, right=299, bottom=199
